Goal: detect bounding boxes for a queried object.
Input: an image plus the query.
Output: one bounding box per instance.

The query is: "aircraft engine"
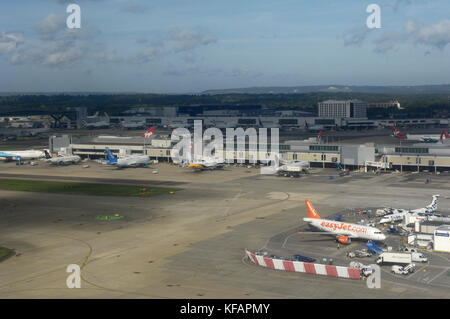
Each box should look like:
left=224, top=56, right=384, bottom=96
left=337, top=236, right=351, bottom=244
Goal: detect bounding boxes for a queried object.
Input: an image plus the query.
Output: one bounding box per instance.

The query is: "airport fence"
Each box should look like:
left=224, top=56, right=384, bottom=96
left=244, top=249, right=361, bottom=280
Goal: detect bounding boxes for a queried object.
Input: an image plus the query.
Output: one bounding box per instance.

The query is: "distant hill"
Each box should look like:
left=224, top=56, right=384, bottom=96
left=202, top=84, right=450, bottom=95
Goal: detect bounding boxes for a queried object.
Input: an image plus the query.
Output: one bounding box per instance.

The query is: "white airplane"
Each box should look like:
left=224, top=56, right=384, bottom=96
left=269, top=154, right=310, bottom=176
left=47, top=155, right=81, bottom=165
left=279, top=160, right=309, bottom=174
left=392, top=127, right=450, bottom=143
left=0, top=150, right=50, bottom=161
left=187, top=156, right=224, bottom=171
left=379, top=195, right=439, bottom=224
left=302, top=199, right=386, bottom=244
left=97, top=127, right=154, bottom=140
left=105, top=148, right=151, bottom=168
left=81, top=112, right=110, bottom=129
left=166, top=120, right=187, bottom=129
left=121, top=120, right=146, bottom=130
left=305, top=121, right=325, bottom=131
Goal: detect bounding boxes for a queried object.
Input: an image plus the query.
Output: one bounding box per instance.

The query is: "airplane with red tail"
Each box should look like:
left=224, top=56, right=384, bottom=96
left=302, top=200, right=386, bottom=244
left=317, top=130, right=323, bottom=141
left=392, top=126, right=406, bottom=139
left=142, top=126, right=155, bottom=138
left=392, top=126, right=450, bottom=143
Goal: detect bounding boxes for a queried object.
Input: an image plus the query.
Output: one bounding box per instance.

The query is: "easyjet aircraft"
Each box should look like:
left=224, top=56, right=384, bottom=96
left=302, top=200, right=386, bottom=244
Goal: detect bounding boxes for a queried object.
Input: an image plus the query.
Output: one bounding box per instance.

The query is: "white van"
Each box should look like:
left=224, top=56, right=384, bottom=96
left=391, top=263, right=415, bottom=275
left=411, top=252, right=428, bottom=262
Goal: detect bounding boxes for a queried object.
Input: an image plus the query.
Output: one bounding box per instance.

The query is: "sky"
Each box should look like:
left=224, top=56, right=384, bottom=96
left=0, top=0, right=449, bottom=93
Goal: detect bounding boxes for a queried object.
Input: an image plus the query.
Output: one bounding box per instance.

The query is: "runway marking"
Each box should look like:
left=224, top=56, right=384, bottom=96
left=406, top=265, right=428, bottom=279
left=266, top=192, right=289, bottom=200
left=222, top=188, right=244, bottom=218
left=282, top=233, right=296, bottom=249
left=426, top=267, right=449, bottom=284
left=0, top=231, right=165, bottom=298
left=428, top=251, right=450, bottom=262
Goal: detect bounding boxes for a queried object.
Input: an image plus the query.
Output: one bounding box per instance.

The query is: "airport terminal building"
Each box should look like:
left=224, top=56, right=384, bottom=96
left=50, top=132, right=450, bottom=172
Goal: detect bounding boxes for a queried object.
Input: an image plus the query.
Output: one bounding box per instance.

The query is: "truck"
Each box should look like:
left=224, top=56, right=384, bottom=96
left=376, top=252, right=412, bottom=265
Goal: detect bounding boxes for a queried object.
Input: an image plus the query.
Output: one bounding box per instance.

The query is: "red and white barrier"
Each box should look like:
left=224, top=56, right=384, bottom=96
left=244, top=249, right=361, bottom=280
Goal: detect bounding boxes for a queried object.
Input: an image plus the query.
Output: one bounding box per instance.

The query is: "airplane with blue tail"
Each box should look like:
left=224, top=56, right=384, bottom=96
left=105, top=147, right=151, bottom=168
left=379, top=195, right=440, bottom=224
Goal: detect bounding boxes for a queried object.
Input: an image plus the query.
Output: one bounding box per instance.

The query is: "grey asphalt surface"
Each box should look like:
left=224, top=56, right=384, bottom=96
left=0, top=161, right=449, bottom=298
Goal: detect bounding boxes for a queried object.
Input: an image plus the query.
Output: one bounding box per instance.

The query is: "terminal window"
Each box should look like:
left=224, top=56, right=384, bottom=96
left=395, top=147, right=429, bottom=154
left=309, top=145, right=339, bottom=152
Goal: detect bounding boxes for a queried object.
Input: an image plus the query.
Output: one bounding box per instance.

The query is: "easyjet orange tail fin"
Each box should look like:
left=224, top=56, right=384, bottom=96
left=305, top=199, right=321, bottom=219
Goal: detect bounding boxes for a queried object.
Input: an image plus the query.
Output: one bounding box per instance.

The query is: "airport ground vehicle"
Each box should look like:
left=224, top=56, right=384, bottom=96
left=403, top=247, right=418, bottom=253
left=366, top=241, right=384, bottom=254
left=293, top=255, right=316, bottom=263
left=391, top=263, right=416, bottom=275
left=347, top=252, right=356, bottom=258
left=402, top=247, right=429, bottom=262
left=347, top=249, right=372, bottom=258
left=411, top=252, right=428, bottom=262
left=376, top=252, right=412, bottom=265
left=349, top=261, right=374, bottom=277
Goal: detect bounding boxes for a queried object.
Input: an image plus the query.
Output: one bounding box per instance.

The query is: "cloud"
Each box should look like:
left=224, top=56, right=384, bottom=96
left=163, top=63, right=199, bottom=77
left=55, top=0, right=106, bottom=3
left=405, top=19, right=450, bottom=49
left=35, top=14, right=65, bottom=41
left=4, top=14, right=218, bottom=70
left=130, top=48, right=163, bottom=64
left=0, top=32, right=23, bottom=54
left=169, top=28, right=217, bottom=53
left=9, top=39, right=87, bottom=67
left=136, top=36, right=149, bottom=44
left=41, top=47, right=85, bottom=66
left=343, top=18, right=450, bottom=54
left=383, top=0, right=429, bottom=12
left=373, top=32, right=405, bottom=54
left=229, top=68, right=263, bottom=79
left=122, top=3, right=150, bottom=15
left=91, top=47, right=124, bottom=63
left=4, top=14, right=117, bottom=68
left=131, top=28, right=218, bottom=64
left=163, top=64, right=223, bottom=77
left=343, top=28, right=372, bottom=47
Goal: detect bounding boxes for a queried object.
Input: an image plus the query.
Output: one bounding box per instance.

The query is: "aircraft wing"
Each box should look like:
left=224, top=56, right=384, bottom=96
left=203, top=162, right=217, bottom=167
left=297, top=230, right=355, bottom=238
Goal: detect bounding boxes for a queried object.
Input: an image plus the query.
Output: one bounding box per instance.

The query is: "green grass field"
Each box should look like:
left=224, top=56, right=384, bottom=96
left=0, top=179, right=178, bottom=197
left=0, top=145, right=39, bottom=151
left=0, top=247, right=12, bottom=261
